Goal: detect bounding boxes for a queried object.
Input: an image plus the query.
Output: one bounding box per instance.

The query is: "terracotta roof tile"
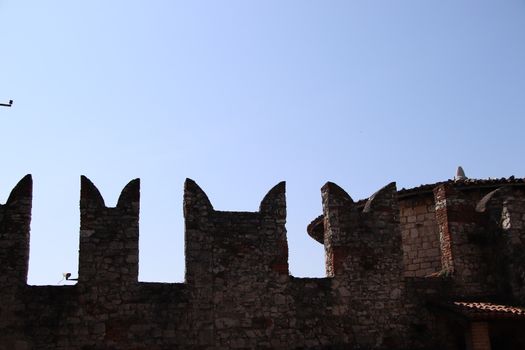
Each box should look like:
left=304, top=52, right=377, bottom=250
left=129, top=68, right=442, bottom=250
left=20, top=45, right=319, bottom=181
left=443, top=301, right=525, bottom=320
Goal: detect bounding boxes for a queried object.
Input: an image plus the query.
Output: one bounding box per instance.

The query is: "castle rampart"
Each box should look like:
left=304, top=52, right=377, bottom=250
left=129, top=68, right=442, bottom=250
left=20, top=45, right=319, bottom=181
left=1, top=173, right=525, bottom=349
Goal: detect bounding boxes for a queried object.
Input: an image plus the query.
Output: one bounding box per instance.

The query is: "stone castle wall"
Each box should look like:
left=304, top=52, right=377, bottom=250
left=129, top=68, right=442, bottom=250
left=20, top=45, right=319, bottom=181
left=1, top=174, right=525, bottom=350
left=399, top=194, right=441, bottom=277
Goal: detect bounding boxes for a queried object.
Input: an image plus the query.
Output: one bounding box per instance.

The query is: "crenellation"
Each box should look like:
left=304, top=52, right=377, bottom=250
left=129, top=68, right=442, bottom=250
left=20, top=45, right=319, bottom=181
left=320, top=181, right=410, bottom=348
left=78, top=176, right=140, bottom=287
left=477, top=186, right=525, bottom=303
left=0, top=174, right=32, bottom=288
left=1, top=174, right=525, bottom=349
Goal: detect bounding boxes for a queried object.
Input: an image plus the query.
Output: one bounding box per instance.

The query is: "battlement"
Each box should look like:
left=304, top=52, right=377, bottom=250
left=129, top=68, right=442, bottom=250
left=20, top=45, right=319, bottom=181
left=0, top=174, right=32, bottom=289
left=1, top=173, right=525, bottom=350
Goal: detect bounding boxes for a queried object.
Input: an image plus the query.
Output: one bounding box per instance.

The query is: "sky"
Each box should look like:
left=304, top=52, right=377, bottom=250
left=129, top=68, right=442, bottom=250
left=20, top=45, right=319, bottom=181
left=1, top=1, right=524, bottom=285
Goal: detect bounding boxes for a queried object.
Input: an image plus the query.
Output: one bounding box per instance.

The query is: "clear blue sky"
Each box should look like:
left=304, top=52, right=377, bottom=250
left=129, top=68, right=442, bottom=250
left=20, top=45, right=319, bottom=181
left=1, top=1, right=524, bottom=285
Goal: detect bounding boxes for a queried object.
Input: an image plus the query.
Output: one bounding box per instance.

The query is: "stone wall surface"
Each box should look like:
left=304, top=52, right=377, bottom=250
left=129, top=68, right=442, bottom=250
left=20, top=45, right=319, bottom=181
left=1, top=175, right=525, bottom=350
left=399, top=195, right=441, bottom=277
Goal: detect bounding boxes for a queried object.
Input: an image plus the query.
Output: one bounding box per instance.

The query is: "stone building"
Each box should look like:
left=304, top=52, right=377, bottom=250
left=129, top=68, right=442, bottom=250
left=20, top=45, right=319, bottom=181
left=1, top=170, right=524, bottom=349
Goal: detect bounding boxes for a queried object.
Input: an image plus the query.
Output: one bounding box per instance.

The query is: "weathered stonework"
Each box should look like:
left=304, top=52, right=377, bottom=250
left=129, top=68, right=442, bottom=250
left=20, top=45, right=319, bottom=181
left=399, top=195, right=441, bottom=277
left=1, top=174, right=525, bottom=349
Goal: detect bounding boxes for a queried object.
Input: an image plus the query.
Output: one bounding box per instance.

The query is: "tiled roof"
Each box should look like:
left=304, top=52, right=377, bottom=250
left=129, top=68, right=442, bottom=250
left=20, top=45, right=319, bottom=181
left=442, top=301, right=525, bottom=320
left=397, top=177, right=525, bottom=198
